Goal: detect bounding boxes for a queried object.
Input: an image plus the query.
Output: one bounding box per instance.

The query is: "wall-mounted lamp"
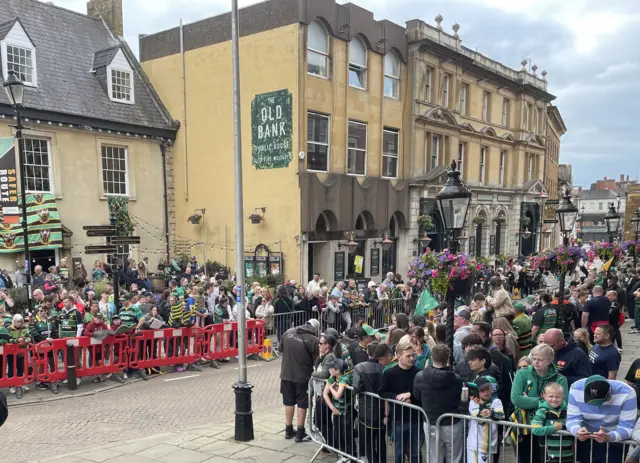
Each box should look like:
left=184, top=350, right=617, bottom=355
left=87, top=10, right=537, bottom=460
left=338, top=232, right=358, bottom=254
left=374, top=233, right=394, bottom=251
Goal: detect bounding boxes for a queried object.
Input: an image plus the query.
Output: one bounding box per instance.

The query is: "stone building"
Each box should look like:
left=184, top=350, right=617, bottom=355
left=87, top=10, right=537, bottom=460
left=140, top=0, right=411, bottom=284
left=405, top=16, right=564, bottom=262
left=0, top=0, right=177, bottom=272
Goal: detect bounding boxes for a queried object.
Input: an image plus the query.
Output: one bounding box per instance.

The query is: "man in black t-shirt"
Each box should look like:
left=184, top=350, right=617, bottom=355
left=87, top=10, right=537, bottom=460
left=624, top=358, right=640, bottom=409
left=379, top=340, right=423, bottom=463
left=582, top=286, right=610, bottom=339
left=589, top=325, right=621, bottom=379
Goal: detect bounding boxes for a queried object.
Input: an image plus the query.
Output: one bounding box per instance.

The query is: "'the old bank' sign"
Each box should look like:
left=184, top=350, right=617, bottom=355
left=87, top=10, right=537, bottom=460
left=251, top=89, right=293, bottom=169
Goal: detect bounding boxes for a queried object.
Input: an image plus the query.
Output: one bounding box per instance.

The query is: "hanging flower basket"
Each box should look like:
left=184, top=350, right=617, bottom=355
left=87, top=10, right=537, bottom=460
left=472, top=215, right=486, bottom=226
left=520, top=216, right=531, bottom=229
left=417, top=214, right=434, bottom=231
left=249, top=213, right=264, bottom=224
left=493, top=216, right=506, bottom=225
left=187, top=214, right=202, bottom=225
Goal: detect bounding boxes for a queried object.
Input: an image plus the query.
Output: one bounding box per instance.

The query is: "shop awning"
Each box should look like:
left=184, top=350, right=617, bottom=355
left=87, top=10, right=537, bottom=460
left=0, top=193, right=62, bottom=253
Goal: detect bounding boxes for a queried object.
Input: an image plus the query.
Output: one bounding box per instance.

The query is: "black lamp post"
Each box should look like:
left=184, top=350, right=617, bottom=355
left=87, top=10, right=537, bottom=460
left=436, top=160, right=471, bottom=365
left=631, top=208, right=640, bottom=268
left=555, top=188, right=579, bottom=311
left=604, top=203, right=621, bottom=245
left=3, top=70, right=32, bottom=314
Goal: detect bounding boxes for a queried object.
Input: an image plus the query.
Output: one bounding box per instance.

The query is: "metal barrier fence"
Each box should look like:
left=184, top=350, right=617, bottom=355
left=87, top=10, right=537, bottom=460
left=433, top=413, right=638, bottom=463
left=306, top=379, right=638, bottom=463
left=0, top=320, right=266, bottom=398
left=261, top=311, right=310, bottom=354
left=307, top=377, right=429, bottom=463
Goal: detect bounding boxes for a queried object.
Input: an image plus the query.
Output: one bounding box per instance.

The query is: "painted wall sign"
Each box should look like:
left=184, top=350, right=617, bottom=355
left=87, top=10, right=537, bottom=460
left=334, top=252, right=345, bottom=281
left=251, top=89, right=293, bottom=169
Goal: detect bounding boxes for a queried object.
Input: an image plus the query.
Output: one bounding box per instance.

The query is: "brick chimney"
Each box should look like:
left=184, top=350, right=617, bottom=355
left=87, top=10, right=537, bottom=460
left=87, top=0, right=123, bottom=37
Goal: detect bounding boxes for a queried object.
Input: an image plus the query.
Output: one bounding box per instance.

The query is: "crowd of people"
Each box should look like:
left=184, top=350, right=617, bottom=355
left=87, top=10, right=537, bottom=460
left=278, top=256, right=640, bottom=463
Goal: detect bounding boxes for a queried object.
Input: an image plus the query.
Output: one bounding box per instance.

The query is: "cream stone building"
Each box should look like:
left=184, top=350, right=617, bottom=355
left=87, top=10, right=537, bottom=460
left=0, top=0, right=177, bottom=273
left=406, top=17, right=564, bottom=261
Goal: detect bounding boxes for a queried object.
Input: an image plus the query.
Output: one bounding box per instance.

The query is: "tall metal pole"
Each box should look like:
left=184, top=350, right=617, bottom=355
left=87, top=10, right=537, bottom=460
left=160, top=142, right=171, bottom=265
left=201, top=209, right=207, bottom=279
left=15, top=109, right=32, bottom=314
left=445, top=231, right=458, bottom=366
left=231, top=0, right=253, bottom=442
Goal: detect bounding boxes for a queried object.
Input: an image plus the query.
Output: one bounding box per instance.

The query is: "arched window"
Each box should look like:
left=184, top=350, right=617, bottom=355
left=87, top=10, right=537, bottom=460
left=348, top=38, right=367, bottom=89
left=384, top=52, right=400, bottom=98
left=308, top=21, right=329, bottom=78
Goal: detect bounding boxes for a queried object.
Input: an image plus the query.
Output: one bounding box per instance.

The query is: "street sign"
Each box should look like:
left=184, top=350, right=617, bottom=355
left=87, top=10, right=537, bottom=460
left=83, top=225, right=116, bottom=231
left=84, top=245, right=118, bottom=254
left=86, top=229, right=117, bottom=237
left=110, top=236, right=141, bottom=245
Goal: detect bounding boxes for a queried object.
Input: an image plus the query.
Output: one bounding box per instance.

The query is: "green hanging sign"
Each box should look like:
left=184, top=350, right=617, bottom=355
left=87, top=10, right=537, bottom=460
left=251, top=89, right=293, bottom=170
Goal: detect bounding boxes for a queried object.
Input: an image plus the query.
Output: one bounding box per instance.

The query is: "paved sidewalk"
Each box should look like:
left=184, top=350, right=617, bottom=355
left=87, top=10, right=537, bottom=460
left=31, top=407, right=334, bottom=463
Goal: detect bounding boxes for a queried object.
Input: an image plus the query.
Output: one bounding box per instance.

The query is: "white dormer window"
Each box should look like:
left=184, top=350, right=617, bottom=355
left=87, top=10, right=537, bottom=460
left=106, top=49, right=135, bottom=104
left=1, top=19, right=37, bottom=87
left=111, top=69, right=132, bottom=102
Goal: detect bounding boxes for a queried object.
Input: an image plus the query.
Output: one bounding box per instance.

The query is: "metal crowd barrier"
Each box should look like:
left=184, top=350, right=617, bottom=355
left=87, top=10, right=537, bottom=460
left=307, top=377, right=429, bottom=463
left=433, top=413, right=638, bottom=463
left=0, top=320, right=266, bottom=398
left=261, top=311, right=310, bottom=352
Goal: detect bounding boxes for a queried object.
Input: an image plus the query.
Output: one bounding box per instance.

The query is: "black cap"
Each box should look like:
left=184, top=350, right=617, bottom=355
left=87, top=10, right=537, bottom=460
left=411, top=315, right=426, bottom=328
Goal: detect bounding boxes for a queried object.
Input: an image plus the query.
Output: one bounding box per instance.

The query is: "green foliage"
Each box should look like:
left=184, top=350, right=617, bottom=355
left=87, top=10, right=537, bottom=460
left=175, top=254, right=190, bottom=269
left=108, top=196, right=134, bottom=236
left=205, top=260, right=229, bottom=278
left=476, top=256, right=490, bottom=265
left=91, top=280, right=112, bottom=298
left=417, top=215, right=434, bottom=231
left=520, top=216, right=531, bottom=228
left=247, top=273, right=284, bottom=289
left=496, top=253, right=509, bottom=263
left=8, top=287, right=28, bottom=314
left=472, top=215, right=487, bottom=225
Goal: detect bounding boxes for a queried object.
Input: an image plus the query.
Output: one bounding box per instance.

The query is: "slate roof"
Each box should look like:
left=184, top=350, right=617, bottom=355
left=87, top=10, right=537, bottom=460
left=0, top=0, right=175, bottom=136
left=579, top=189, right=619, bottom=201
left=92, top=46, right=120, bottom=70
left=0, top=19, right=16, bottom=40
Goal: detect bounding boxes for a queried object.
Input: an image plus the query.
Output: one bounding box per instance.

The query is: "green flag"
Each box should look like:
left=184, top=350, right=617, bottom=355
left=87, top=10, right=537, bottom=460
left=415, top=288, right=439, bottom=317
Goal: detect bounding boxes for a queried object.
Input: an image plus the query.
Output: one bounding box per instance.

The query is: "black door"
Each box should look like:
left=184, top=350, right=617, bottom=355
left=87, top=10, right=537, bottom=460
left=381, top=241, right=397, bottom=276
left=347, top=240, right=366, bottom=279
left=30, top=249, right=56, bottom=274
left=307, top=243, right=314, bottom=283
left=475, top=224, right=483, bottom=256
left=495, top=224, right=502, bottom=255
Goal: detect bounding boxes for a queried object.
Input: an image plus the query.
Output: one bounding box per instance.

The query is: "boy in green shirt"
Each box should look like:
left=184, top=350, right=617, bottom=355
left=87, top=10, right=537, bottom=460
left=512, top=301, right=533, bottom=359
left=531, top=382, right=573, bottom=462
left=322, top=357, right=353, bottom=454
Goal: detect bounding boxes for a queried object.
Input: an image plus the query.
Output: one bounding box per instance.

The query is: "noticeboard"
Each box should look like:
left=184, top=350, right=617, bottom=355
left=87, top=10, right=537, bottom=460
left=334, top=252, right=345, bottom=281
left=370, top=248, right=380, bottom=276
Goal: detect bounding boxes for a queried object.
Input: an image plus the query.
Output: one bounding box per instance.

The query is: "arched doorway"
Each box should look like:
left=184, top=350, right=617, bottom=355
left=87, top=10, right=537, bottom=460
left=521, top=209, right=535, bottom=256
left=308, top=210, right=338, bottom=283
left=475, top=211, right=487, bottom=257
left=495, top=212, right=506, bottom=255
left=348, top=211, right=372, bottom=278
left=382, top=215, right=399, bottom=275
left=424, top=210, right=444, bottom=253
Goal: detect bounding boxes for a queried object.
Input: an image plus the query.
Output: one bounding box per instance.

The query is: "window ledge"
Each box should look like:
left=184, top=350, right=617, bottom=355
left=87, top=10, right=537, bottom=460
left=308, top=73, right=330, bottom=81
left=100, top=195, right=136, bottom=202
left=109, top=98, right=134, bottom=106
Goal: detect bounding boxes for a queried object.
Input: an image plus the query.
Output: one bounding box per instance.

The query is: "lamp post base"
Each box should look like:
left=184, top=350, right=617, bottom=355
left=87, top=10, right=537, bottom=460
left=233, top=381, right=254, bottom=441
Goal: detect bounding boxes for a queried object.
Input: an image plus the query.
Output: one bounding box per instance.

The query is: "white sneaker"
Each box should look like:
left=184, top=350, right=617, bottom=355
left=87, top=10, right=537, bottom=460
left=23, top=385, right=29, bottom=392
left=123, top=372, right=128, bottom=379
left=9, top=387, right=15, bottom=394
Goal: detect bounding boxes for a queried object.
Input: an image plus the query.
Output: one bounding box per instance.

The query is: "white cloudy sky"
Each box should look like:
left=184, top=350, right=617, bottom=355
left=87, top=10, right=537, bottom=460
left=55, top=0, right=639, bottom=186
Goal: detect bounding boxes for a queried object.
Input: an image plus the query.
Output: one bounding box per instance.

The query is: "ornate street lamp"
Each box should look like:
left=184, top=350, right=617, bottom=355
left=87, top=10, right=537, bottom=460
left=604, top=202, right=621, bottom=244
left=436, top=160, right=471, bottom=365
left=3, top=70, right=32, bottom=314
left=555, top=188, right=579, bottom=312
left=632, top=208, right=640, bottom=268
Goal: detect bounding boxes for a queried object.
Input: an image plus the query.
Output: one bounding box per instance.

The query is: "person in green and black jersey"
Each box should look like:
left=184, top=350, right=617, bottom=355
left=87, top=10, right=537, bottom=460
left=30, top=304, right=54, bottom=390
left=118, top=293, right=147, bottom=380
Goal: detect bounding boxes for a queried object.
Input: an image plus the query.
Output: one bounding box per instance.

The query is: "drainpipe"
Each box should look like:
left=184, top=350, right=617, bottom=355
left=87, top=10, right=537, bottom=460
left=180, top=19, right=189, bottom=201
left=160, top=141, right=171, bottom=263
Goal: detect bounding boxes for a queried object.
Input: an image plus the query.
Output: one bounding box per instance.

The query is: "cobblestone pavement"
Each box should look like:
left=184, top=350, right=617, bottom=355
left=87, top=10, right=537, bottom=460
left=5, top=357, right=283, bottom=463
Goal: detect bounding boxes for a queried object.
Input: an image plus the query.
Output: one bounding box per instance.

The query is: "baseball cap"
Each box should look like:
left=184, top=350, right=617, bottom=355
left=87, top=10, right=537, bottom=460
left=142, top=291, right=153, bottom=298
left=119, top=293, right=131, bottom=302
left=307, top=318, right=320, bottom=331
left=455, top=308, right=470, bottom=320
left=584, top=375, right=611, bottom=406
left=358, top=324, right=379, bottom=338
left=514, top=301, right=527, bottom=313
left=473, top=377, right=493, bottom=391
left=326, top=357, right=347, bottom=373
left=411, top=315, right=426, bottom=328
left=345, top=328, right=359, bottom=340
left=367, top=281, right=377, bottom=288
left=94, top=312, right=104, bottom=318
left=525, top=295, right=536, bottom=305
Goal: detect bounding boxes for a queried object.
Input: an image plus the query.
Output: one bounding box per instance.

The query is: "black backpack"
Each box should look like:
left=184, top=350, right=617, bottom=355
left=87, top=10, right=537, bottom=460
left=0, top=391, right=7, bottom=427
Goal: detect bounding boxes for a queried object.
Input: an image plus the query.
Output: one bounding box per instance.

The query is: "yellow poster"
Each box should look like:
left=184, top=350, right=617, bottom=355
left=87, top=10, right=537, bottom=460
left=354, top=255, right=363, bottom=274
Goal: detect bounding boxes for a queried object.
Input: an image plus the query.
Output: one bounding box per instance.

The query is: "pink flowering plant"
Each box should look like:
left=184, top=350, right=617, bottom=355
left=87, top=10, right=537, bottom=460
left=531, top=245, right=588, bottom=273
left=595, top=242, right=622, bottom=261
left=408, top=248, right=483, bottom=299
